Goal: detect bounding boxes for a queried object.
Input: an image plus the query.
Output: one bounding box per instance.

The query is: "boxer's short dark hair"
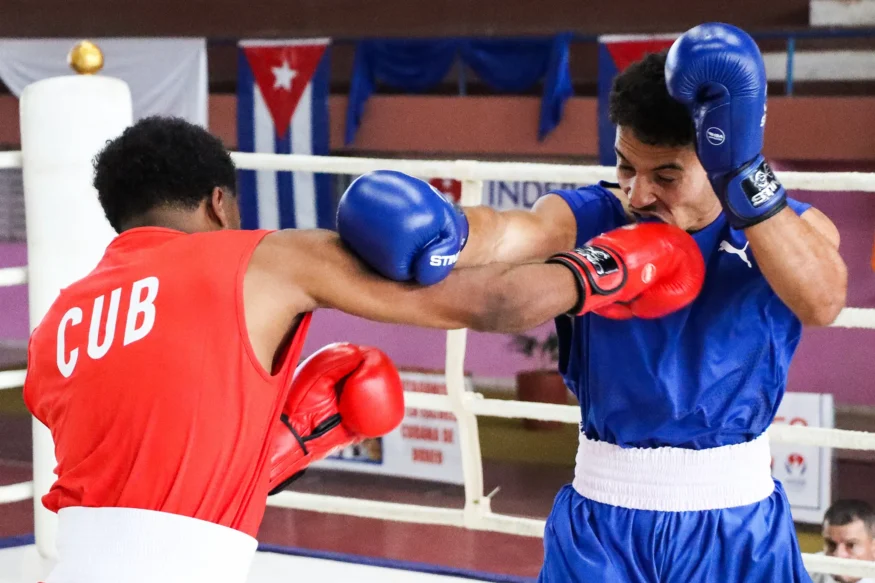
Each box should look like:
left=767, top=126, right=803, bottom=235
left=93, top=116, right=237, bottom=232
left=824, top=499, right=875, bottom=534
left=608, top=50, right=696, bottom=148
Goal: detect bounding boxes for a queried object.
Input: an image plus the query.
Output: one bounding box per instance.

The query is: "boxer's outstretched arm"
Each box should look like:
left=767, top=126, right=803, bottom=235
left=458, top=194, right=577, bottom=266
left=746, top=207, right=847, bottom=326
left=246, top=229, right=578, bottom=340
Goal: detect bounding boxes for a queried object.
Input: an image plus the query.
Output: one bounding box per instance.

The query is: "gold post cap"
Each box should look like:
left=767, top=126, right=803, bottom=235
left=68, top=40, right=104, bottom=75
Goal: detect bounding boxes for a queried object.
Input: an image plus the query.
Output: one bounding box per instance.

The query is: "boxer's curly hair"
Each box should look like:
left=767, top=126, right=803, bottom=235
left=93, top=116, right=237, bottom=232
left=609, top=50, right=696, bottom=148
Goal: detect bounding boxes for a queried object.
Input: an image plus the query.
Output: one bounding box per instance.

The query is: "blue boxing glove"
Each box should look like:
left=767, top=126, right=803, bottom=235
left=665, top=23, right=787, bottom=229
left=337, top=170, right=469, bottom=285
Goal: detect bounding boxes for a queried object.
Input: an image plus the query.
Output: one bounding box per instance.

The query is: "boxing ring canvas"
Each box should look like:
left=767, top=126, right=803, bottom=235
left=0, top=538, right=525, bottom=582
left=0, top=538, right=526, bottom=583
left=2, top=69, right=875, bottom=583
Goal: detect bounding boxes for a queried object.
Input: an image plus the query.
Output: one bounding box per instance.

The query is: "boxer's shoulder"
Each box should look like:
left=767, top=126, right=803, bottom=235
left=163, top=229, right=276, bottom=288
left=546, top=182, right=629, bottom=246
left=547, top=181, right=624, bottom=207
left=184, top=228, right=274, bottom=254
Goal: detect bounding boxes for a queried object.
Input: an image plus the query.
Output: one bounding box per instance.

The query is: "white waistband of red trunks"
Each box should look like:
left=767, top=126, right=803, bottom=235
left=572, top=432, right=775, bottom=512
left=45, top=506, right=258, bottom=583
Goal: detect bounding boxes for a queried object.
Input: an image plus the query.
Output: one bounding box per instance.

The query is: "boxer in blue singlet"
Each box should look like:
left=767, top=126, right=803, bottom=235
left=335, top=23, right=848, bottom=583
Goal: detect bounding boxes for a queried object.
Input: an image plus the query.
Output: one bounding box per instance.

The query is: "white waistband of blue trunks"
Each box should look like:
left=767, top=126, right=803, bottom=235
left=45, top=506, right=258, bottom=583
left=572, top=432, right=775, bottom=512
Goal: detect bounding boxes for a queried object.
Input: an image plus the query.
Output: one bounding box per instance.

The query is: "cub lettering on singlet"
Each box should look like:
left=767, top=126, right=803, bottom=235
left=56, top=276, right=160, bottom=378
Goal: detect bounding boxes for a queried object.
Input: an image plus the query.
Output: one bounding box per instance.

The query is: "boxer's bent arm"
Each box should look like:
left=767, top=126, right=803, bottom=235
left=458, top=194, right=577, bottom=267
left=746, top=206, right=847, bottom=326
left=250, top=229, right=578, bottom=334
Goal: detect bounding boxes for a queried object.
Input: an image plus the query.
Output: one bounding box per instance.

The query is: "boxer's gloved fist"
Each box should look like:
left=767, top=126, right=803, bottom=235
left=337, top=170, right=469, bottom=285
left=665, top=23, right=787, bottom=229
left=268, top=343, right=404, bottom=496
left=547, top=222, right=705, bottom=319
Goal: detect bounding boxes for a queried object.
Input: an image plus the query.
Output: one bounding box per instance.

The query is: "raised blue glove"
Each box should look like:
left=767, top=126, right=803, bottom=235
left=336, top=170, right=469, bottom=285
left=665, top=22, right=787, bottom=229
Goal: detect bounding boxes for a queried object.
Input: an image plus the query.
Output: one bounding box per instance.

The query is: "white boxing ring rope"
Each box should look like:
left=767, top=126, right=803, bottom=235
left=0, top=152, right=873, bottom=579
left=0, top=150, right=23, bottom=170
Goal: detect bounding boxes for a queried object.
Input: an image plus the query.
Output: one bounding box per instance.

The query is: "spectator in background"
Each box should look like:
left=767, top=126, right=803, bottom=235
left=812, top=499, right=875, bottom=583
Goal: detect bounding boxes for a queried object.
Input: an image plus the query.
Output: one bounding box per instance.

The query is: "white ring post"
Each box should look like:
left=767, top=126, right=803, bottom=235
left=444, top=179, right=490, bottom=528
left=20, top=74, right=132, bottom=559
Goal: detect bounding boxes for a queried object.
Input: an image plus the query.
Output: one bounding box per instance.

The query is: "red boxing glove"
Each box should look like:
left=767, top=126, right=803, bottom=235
left=268, top=343, right=404, bottom=496
left=547, top=222, right=705, bottom=319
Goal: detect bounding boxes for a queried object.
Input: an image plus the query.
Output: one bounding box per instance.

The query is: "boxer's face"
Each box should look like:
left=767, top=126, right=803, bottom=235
left=614, top=127, right=721, bottom=232
left=823, top=519, right=875, bottom=583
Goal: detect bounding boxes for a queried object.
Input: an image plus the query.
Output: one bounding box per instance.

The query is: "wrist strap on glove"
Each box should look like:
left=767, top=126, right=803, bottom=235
left=546, top=245, right=627, bottom=316
left=718, top=156, right=788, bottom=229
left=268, top=412, right=345, bottom=496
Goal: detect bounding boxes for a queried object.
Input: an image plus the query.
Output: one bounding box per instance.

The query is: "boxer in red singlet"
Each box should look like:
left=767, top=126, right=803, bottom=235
left=23, top=117, right=600, bottom=583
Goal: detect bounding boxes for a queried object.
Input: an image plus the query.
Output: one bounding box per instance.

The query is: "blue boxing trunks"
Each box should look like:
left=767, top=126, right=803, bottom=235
left=538, top=433, right=812, bottom=583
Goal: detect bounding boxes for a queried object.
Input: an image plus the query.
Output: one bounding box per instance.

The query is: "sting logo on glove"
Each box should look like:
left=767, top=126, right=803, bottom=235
left=741, top=160, right=783, bottom=208
left=429, top=252, right=460, bottom=267
left=706, top=127, right=725, bottom=146
left=577, top=246, right=621, bottom=277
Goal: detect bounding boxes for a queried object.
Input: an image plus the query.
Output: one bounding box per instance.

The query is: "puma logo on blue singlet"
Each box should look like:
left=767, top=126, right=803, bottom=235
left=718, top=240, right=752, bottom=269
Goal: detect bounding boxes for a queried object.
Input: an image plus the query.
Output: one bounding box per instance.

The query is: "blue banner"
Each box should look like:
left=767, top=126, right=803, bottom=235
left=346, top=35, right=574, bottom=146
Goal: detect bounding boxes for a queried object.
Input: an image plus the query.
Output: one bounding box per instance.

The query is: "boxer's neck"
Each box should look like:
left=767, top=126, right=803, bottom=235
left=120, top=206, right=224, bottom=234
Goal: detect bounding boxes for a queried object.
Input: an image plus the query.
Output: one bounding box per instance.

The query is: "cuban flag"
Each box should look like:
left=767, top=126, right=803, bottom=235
left=237, top=39, right=333, bottom=230
left=597, top=34, right=677, bottom=166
